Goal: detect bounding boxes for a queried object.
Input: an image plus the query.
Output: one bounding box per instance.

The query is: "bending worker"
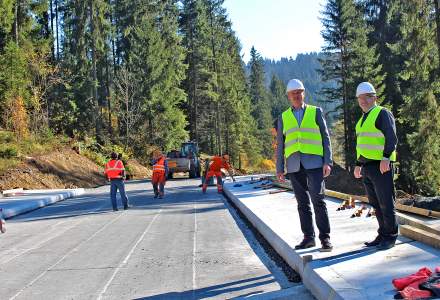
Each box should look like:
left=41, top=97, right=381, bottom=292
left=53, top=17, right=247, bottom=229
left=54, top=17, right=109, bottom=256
left=151, top=150, right=168, bottom=199
left=354, top=82, right=398, bottom=251
left=276, top=79, right=333, bottom=252
left=104, top=152, right=129, bottom=211
left=202, top=154, right=235, bottom=193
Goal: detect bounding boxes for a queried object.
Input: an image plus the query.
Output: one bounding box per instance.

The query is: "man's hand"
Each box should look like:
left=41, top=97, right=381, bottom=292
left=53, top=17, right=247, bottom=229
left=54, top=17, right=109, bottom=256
left=228, top=170, right=236, bottom=182
left=354, top=166, right=362, bottom=179
left=277, top=172, right=285, bottom=182
left=323, top=164, right=331, bottom=178
left=380, top=159, right=390, bottom=174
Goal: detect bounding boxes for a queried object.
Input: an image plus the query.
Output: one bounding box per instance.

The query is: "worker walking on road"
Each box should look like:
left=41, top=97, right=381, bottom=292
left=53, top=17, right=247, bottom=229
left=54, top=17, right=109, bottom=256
left=104, top=152, right=129, bottom=211
left=202, top=154, right=235, bottom=193
left=151, top=150, right=168, bottom=199
left=354, top=82, right=398, bottom=251
left=276, top=79, right=333, bottom=252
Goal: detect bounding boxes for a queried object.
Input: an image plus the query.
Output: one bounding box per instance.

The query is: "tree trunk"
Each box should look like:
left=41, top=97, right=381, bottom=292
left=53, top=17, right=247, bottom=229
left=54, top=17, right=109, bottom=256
left=435, top=0, right=440, bottom=72
left=42, top=9, right=50, bottom=41
left=193, top=70, right=198, bottom=142
left=341, top=46, right=349, bottom=170
left=55, top=0, right=59, bottom=59
left=14, top=0, right=19, bottom=45
left=148, top=115, right=153, bottom=143
left=225, top=115, right=230, bottom=154
left=106, top=61, right=113, bottom=136
left=126, top=96, right=129, bottom=149
left=89, top=0, right=102, bottom=143
left=50, top=0, right=55, bottom=61
left=208, top=6, right=222, bottom=154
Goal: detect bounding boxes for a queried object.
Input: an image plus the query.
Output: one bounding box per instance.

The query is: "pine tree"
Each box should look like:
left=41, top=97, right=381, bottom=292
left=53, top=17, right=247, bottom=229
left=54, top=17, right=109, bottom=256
left=362, top=0, right=403, bottom=115
left=391, top=0, right=440, bottom=194
left=320, top=0, right=383, bottom=168
left=124, top=0, right=188, bottom=151
left=269, top=74, right=288, bottom=121
left=58, top=0, right=111, bottom=141
left=248, top=46, right=273, bottom=158
left=215, top=25, right=260, bottom=166
left=180, top=0, right=218, bottom=153
left=0, top=0, right=15, bottom=51
left=0, top=1, right=52, bottom=136
left=180, top=0, right=263, bottom=163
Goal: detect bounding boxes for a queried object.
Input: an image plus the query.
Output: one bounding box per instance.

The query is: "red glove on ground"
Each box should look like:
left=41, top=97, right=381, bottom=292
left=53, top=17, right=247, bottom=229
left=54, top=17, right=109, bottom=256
left=392, top=267, right=432, bottom=291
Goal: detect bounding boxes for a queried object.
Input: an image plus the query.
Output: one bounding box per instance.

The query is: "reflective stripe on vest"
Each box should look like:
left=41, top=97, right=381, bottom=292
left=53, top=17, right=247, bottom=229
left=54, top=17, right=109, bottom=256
left=153, top=157, right=166, bottom=174
left=282, top=105, right=323, bottom=158
left=355, top=106, right=397, bottom=161
left=105, top=160, right=124, bottom=179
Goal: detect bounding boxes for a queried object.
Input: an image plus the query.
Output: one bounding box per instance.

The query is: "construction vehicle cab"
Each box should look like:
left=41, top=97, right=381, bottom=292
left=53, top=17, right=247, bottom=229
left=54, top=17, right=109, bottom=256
left=167, top=142, right=201, bottom=179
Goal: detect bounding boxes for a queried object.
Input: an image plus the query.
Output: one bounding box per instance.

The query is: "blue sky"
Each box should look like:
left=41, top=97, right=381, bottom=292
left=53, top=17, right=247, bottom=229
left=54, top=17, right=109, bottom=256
left=223, top=0, right=325, bottom=62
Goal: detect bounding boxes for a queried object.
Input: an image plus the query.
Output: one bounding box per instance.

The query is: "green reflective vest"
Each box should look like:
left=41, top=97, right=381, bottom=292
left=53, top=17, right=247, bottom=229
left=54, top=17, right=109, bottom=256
left=282, top=105, right=323, bottom=158
left=355, top=106, right=397, bottom=161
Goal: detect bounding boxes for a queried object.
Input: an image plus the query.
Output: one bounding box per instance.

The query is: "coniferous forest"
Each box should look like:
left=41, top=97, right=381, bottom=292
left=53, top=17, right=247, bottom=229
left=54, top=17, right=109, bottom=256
left=0, top=0, right=439, bottom=195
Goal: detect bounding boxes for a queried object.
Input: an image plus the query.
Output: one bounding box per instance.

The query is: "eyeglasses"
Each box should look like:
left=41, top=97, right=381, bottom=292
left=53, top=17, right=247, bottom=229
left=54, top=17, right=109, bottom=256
left=288, top=90, right=304, bottom=95
left=358, top=94, right=376, bottom=100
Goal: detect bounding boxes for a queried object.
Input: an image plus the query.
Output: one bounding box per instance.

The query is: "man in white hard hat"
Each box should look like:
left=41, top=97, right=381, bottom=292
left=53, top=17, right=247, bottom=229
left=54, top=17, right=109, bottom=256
left=276, top=79, right=333, bottom=252
left=354, top=82, right=398, bottom=250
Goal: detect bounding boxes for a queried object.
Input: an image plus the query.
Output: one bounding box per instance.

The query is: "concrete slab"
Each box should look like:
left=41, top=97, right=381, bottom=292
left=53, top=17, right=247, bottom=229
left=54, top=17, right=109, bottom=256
left=0, top=189, right=84, bottom=219
left=223, top=176, right=440, bottom=300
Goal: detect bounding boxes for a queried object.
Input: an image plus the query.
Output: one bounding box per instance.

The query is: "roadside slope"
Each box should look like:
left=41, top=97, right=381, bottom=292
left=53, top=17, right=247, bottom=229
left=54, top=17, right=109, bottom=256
left=0, top=148, right=150, bottom=190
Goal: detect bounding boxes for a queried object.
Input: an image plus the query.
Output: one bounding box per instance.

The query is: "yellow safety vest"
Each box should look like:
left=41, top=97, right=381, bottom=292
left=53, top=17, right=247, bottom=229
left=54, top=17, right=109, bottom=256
left=282, top=105, right=323, bottom=158
left=355, top=106, right=397, bottom=161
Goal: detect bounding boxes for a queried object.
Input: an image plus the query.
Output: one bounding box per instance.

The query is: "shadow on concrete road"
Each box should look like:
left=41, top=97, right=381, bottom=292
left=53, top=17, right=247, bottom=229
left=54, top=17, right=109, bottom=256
left=134, top=274, right=274, bottom=299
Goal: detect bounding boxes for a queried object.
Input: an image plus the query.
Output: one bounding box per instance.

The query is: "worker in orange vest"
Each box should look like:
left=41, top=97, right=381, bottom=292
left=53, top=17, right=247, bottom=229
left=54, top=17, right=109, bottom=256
left=104, top=152, right=129, bottom=211
left=202, top=154, right=235, bottom=193
left=151, top=150, right=168, bottom=199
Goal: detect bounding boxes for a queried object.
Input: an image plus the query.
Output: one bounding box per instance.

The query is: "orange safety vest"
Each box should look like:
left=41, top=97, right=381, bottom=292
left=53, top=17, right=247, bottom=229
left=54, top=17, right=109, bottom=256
left=209, top=156, right=229, bottom=172
left=105, top=160, right=125, bottom=179
left=153, top=156, right=166, bottom=175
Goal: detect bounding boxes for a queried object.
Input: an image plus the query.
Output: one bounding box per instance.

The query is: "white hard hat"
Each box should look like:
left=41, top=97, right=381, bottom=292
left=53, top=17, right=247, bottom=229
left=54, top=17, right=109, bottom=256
left=286, top=79, right=305, bottom=93
left=356, top=82, right=376, bottom=97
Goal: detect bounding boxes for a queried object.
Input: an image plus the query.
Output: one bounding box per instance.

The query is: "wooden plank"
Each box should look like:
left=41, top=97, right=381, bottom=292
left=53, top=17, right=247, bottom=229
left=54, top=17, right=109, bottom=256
left=268, top=189, right=290, bottom=195
left=400, top=225, right=440, bottom=249
left=396, top=203, right=440, bottom=219
left=397, top=212, right=440, bottom=235
left=325, top=190, right=369, bottom=203
left=273, top=180, right=370, bottom=203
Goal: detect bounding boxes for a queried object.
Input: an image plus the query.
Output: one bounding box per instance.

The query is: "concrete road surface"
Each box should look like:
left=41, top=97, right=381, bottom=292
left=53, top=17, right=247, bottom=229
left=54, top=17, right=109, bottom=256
left=0, top=179, right=313, bottom=299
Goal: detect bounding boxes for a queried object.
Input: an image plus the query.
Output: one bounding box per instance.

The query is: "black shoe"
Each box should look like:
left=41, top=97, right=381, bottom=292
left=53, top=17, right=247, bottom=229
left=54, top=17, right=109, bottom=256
left=376, top=239, right=396, bottom=251
left=113, top=208, right=119, bottom=211
left=154, top=194, right=158, bottom=199
left=364, top=236, right=382, bottom=247
left=319, top=239, right=333, bottom=252
left=295, top=238, right=316, bottom=250
left=123, top=205, right=130, bottom=210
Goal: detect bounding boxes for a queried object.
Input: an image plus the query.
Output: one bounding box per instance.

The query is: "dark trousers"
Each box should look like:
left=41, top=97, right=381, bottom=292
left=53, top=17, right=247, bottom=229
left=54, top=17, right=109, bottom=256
left=289, top=167, right=330, bottom=241
left=152, top=182, right=165, bottom=196
left=361, top=163, right=398, bottom=241
left=110, top=179, right=129, bottom=209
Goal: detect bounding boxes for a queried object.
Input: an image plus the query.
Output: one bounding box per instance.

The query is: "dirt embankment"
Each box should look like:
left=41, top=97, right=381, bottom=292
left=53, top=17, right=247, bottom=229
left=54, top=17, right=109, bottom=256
left=0, top=148, right=151, bottom=191
left=325, top=163, right=365, bottom=195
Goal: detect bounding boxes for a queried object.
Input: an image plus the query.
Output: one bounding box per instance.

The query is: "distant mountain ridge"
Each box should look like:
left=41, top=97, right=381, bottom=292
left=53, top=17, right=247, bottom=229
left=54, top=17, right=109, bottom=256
left=262, top=52, right=335, bottom=113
